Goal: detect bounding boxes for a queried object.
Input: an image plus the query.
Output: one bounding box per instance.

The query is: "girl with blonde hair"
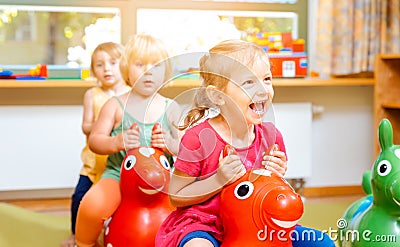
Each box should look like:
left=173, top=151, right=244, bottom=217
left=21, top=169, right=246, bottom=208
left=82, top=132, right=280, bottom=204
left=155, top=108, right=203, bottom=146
left=75, top=34, right=181, bottom=247
left=156, top=39, right=335, bottom=247
left=61, top=41, right=130, bottom=247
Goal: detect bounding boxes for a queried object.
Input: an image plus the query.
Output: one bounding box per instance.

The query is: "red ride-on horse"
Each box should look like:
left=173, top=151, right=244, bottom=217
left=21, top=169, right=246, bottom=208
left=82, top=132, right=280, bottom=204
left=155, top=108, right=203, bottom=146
left=104, top=124, right=174, bottom=247
left=220, top=145, right=304, bottom=247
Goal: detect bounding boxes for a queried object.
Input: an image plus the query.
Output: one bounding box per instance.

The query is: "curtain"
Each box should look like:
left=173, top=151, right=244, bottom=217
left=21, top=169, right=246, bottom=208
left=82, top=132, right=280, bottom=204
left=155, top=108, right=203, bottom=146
left=315, top=0, right=400, bottom=76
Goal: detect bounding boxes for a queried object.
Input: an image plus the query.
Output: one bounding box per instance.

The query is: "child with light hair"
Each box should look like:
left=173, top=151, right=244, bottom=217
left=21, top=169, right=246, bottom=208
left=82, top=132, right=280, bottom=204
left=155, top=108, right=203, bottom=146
left=75, top=34, right=182, bottom=247
left=156, top=39, right=335, bottom=247
left=60, top=41, right=130, bottom=247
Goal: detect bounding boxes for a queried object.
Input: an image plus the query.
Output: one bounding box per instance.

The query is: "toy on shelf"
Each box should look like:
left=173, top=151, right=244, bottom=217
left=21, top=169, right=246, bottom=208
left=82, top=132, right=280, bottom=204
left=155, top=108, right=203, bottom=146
left=0, top=69, right=15, bottom=79
left=338, top=118, right=400, bottom=247
left=220, top=145, right=304, bottom=247
left=247, top=32, right=307, bottom=78
left=0, top=64, right=48, bottom=80
left=0, top=64, right=89, bottom=80
left=29, top=64, right=48, bottom=77
left=104, top=123, right=175, bottom=247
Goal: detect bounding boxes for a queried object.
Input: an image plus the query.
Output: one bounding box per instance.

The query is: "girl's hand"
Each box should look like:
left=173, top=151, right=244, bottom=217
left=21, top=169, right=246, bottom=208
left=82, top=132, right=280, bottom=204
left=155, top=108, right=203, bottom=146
left=217, top=148, right=246, bottom=187
left=151, top=123, right=168, bottom=151
left=122, top=123, right=141, bottom=150
left=262, top=144, right=287, bottom=177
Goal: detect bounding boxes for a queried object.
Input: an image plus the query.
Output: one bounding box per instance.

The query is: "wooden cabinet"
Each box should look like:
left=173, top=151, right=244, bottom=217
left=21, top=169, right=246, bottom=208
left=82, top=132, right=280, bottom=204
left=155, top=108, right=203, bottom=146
left=374, top=54, right=400, bottom=155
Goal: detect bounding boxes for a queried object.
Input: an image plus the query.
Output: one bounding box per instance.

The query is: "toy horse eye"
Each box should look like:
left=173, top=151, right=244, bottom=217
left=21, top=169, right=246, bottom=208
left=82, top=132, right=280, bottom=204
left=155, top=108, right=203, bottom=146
left=377, top=160, right=391, bottom=176
left=234, top=181, right=254, bottom=200
left=124, top=155, right=136, bottom=170
left=159, top=155, right=171, bottom=170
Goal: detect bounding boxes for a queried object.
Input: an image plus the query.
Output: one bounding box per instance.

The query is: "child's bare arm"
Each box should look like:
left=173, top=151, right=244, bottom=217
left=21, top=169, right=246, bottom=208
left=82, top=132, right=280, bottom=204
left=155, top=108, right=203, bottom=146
left=88, top=97, right=140, bottom=154
left=81, top=88, right=95, bottom=136
left=169, top=152, right=246, bottom=208
left=88, top=98, right=121, bottom=154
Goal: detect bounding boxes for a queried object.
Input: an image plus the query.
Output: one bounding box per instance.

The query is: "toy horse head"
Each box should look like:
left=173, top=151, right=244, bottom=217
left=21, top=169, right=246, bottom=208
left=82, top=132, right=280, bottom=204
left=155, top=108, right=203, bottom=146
left=371, top=118, right=400, bottom=213
left=121, top=146, right=171, bottom=196
left=119, top=122, right=172, bottom=201
left=338, top=118, right=400, bottom=247
left=220, top=168, right=304, bottom=246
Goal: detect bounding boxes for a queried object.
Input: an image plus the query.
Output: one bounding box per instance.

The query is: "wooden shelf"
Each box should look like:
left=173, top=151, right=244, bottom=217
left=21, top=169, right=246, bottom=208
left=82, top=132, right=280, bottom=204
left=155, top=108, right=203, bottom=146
left=273, top=78, right=374, bottom=87
left=381, top=103, right=400, bottom=110
left=0, top=77, right=375, bottom=90
left=377, top=54, right=400, bottom=60
left=0, top=79, right=97, bottom=105
left=164, top=78, right=375, bottom=88
left=0, top=79, right=96, bottom=88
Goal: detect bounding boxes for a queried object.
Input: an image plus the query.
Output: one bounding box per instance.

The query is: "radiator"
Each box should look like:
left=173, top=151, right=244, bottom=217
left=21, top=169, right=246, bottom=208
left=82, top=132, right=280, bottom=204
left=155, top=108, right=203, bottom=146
left=265, top=102, right=314, bottom=180
left=0, top=106, right=84, bottom=191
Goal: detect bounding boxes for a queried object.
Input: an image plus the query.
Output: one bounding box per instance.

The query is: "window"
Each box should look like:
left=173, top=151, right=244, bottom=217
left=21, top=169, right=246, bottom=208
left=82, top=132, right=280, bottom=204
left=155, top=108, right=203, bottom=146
left=0, top=5, right=120, bottom=67
left=0, top=0, right=307, bottom=78
left=137, top=9, right=298, bottom=56
left=137, top=8, right=305, bottom=77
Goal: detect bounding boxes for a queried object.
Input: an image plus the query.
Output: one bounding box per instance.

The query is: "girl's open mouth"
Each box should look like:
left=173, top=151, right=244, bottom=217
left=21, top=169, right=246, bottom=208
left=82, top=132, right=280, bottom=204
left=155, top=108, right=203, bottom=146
left=249, top=101, right=266, bottom=115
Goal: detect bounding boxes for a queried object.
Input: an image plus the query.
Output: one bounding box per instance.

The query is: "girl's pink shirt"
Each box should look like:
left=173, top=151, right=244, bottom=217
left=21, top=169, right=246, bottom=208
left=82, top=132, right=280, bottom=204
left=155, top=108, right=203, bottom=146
left=155, top=119, right=286, bottom=247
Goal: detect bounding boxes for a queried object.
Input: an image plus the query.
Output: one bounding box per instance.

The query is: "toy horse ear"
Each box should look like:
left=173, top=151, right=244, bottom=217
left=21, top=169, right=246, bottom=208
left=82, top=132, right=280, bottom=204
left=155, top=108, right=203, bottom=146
left=223, top=145, right=235, bottom=157
left=379, top=118, right=393, bottom=151
left=153, top=123, right=161, bottom=131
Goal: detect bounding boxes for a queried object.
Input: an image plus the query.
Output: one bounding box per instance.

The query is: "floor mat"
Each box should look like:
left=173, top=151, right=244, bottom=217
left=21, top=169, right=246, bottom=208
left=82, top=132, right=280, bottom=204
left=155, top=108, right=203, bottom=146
left=0, top=203, right=69, bottom=247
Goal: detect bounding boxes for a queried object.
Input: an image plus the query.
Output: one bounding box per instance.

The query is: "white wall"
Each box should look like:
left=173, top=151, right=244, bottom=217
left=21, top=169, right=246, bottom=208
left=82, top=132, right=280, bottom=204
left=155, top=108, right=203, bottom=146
left=274, top=86, right=374, bottom=187
left=0, top=106, right=84, bottom=191
left=271, top=103, right=313, bottom=180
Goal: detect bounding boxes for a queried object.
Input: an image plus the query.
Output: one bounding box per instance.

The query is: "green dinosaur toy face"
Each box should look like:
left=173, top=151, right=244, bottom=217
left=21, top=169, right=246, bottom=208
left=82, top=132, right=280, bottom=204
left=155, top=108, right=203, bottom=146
left=371, top=119, right=400, bottom=211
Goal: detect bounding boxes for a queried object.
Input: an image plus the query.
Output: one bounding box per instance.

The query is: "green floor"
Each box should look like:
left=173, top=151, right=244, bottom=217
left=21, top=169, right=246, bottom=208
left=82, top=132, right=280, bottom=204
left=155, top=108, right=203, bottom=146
left=0, top=198, right=356, bottom=247
left=0, top=203, right=70, bottom=247
left=300, top=199, right=354, bottom=232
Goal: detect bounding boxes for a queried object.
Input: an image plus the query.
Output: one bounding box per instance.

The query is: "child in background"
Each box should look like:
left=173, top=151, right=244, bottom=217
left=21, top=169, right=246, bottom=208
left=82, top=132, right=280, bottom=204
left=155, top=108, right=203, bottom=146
left=75, top=34, right=182, bottom=247
left=60, top=42, right=130, bottom=247
left=156, top=40, right=335, bottom=247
